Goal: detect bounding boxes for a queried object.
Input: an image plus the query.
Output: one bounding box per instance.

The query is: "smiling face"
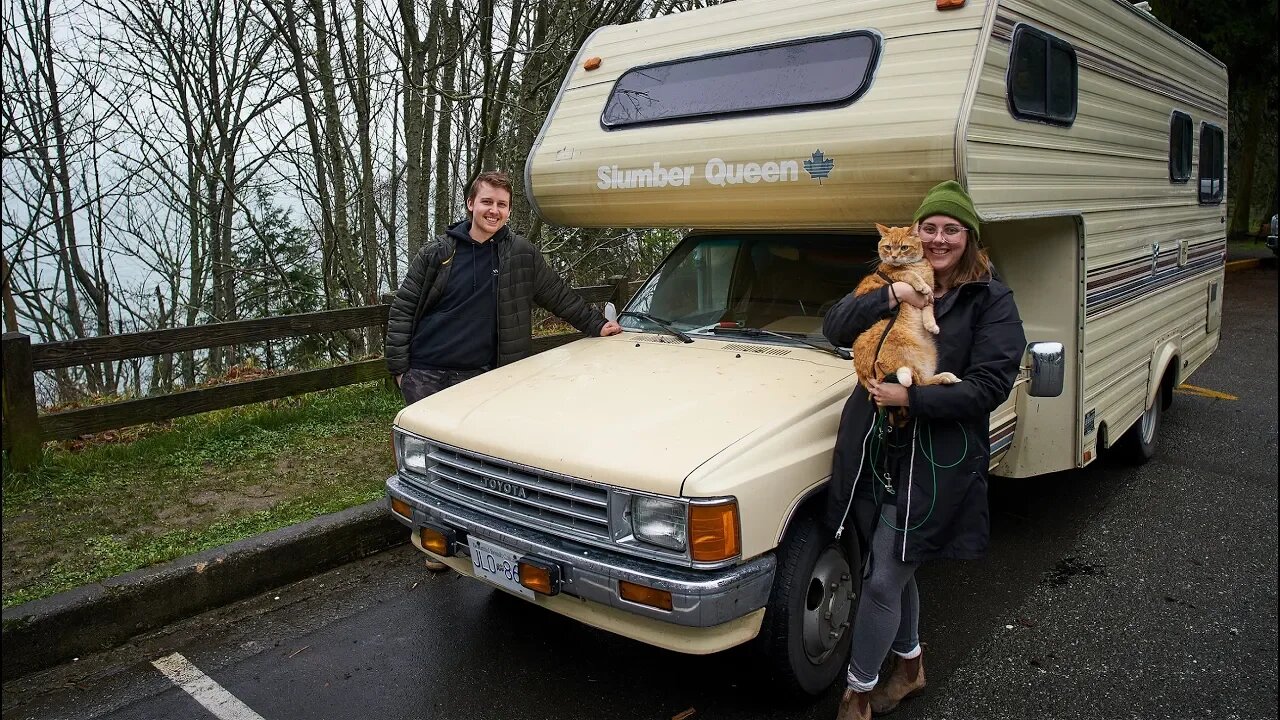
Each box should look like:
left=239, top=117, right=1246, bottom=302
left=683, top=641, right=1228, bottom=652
left=466, top=182, right=511, bottom=242
left=916, top=214, right=969, bottom=282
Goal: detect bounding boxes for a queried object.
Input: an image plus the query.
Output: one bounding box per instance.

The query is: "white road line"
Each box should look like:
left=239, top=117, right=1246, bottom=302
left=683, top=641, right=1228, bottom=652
left=151, top=652, right=267, bottom=720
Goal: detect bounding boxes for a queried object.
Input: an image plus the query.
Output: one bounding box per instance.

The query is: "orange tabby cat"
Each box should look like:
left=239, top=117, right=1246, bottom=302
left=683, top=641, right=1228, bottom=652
left=851, top=223, right=961, bottom=393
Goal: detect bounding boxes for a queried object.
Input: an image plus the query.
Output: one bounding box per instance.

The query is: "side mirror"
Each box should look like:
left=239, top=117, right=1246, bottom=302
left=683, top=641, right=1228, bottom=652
left=1027, top=342, right=1065, bottom=398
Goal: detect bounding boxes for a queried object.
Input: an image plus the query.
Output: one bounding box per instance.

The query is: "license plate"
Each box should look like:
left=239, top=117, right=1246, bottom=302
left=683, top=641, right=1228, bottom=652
left=466, top=536, right=533, bottom=599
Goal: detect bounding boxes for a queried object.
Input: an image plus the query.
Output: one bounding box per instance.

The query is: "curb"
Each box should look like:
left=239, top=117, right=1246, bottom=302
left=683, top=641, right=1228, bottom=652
left=1, top=499, right=407, bottom=683
left=1225, top=258, right=1262, bottom=272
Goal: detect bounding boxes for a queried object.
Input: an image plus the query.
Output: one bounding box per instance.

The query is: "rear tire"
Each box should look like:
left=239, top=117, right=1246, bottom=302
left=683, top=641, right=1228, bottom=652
left=754, top=515, right=860, bottom=697
left=1115, top=392, right=1162, bottom=464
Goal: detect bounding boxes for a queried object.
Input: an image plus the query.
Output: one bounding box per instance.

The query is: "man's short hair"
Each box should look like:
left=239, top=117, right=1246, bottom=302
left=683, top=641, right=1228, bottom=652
left=467, top=171, right=513, bottom=202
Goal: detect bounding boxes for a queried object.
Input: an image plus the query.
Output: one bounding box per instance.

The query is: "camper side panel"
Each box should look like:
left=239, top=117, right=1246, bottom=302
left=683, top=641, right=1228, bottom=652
left=526, top=0, right=990, bottom=230
left=963, top=0, right=1228, bottom=465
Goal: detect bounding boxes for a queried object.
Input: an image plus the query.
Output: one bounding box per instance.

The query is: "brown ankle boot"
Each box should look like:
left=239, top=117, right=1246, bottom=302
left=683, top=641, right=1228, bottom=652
left=836, top=688, right=872, bottom=720
left=868, top=652, right=926, bottom=716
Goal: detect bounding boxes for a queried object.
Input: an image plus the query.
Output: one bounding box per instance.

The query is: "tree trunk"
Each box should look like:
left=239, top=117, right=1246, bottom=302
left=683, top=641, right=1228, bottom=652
left=432, top=0, right=459, bottom=237
left=309, top=0, right=360, bottom=317
left=1229, top=82, right=1266, bottom=240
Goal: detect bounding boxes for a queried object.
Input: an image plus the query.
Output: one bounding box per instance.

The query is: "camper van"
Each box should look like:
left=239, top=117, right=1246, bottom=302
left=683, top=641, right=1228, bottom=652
left=385, top=0, right=1227, bottom=696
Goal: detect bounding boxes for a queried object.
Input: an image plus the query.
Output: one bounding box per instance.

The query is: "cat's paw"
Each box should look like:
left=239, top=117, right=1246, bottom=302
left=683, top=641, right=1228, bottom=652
left=936, top=372, right=961, bottom=384
left=896, top=367, right=914, bottom=387
left=925, top=320, right=941, bottom=334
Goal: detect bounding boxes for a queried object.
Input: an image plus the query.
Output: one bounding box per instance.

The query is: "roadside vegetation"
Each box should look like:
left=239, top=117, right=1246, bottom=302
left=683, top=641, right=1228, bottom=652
left=1, top=382, right=400, bottom=608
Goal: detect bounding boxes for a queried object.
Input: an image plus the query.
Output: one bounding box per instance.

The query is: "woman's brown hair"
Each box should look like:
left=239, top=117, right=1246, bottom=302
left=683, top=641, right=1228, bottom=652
left=945, top=238, right=991, bottom=287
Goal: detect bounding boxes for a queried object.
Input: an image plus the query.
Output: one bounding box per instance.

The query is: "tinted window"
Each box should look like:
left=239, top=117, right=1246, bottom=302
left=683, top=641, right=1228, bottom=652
left=1198, top=123, right=1224, bottom=204
left=601, top=32, right=880, bottom=129
left=1169, top=111, right=1192, bottom=183
left=1008, top=25, right=1076, bottom=126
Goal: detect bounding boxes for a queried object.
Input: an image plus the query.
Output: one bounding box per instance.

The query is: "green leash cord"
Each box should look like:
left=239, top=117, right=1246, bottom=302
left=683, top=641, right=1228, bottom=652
left=868, top=408, right=970, bottom=532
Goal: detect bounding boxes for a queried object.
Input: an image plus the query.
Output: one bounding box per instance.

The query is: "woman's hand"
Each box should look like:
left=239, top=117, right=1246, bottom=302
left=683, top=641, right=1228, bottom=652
left=890, top=281, right=931, bottom=310
left=867, top=378, right=910, bottom=408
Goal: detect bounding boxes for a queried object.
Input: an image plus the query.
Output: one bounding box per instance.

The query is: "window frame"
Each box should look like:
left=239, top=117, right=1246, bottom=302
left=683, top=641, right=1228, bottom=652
left=1006, top=24, right=1078, bottom=127
left=599, top=29, right=883, bottom=131
left=1168, top=111, right=1193, bottom=183
left=1197, top=122, right=1225, bottom=205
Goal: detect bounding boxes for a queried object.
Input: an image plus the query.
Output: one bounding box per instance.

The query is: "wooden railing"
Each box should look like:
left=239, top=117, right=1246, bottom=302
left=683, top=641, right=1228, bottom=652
left=2, top=276, right=640, bottom=471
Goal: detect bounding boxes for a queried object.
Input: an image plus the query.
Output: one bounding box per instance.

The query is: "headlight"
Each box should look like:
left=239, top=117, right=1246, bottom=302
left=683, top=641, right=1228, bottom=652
left=396, top=430, right=431, bottom=475
left=630, top=496, right=687, bottom=551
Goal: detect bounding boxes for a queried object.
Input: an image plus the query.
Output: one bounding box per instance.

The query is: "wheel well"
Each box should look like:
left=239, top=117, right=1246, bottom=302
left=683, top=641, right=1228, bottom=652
left=778, top=486, right=828, bottom=544
left=1160, top=356, right=1179, bottom=411
left=1098, top=421, right=1109, bottom=449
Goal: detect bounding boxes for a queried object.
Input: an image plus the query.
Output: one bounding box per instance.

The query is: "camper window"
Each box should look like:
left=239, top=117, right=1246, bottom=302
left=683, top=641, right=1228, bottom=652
left=1007, top=25, right=1077, bottom=126
left=600, top=31, right=880, bottom=129
left=1197, top=123, right=1225, bottom=204
left=1169, top=111, right=1193, bottom=183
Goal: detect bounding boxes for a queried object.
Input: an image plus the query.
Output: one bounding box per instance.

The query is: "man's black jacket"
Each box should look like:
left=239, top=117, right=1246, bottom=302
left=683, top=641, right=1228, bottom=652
left=385, top=222, right=606, bottom=376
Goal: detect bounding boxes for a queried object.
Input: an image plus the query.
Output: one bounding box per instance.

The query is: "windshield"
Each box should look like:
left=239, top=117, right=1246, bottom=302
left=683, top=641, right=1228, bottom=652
left=622, top=233, right=877, bottom=342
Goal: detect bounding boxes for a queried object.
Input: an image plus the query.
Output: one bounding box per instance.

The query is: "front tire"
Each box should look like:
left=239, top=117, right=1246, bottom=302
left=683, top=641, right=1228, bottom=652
left=754, top=515, right=860, bottom=697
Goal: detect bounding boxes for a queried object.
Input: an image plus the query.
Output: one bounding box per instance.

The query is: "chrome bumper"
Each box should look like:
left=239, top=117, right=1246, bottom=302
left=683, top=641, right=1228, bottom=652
left=386, top=474, right=776, bottom=628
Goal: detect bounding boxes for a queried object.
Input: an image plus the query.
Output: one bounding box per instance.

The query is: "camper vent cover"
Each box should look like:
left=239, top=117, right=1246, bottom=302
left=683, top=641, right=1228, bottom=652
left=633, top=333, right=682, bottom=344
left=720, top=343, right=792, bottom=356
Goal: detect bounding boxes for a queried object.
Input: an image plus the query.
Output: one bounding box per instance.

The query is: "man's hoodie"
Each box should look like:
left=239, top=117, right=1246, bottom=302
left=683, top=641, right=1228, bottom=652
left=409, top=220, right=501, bottom=370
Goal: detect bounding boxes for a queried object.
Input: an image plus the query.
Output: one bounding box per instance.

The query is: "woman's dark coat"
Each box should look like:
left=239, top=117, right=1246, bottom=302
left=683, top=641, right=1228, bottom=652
left=822, top=275, right=1026, bottom=563
left=385, top=221, right=606, bottom=376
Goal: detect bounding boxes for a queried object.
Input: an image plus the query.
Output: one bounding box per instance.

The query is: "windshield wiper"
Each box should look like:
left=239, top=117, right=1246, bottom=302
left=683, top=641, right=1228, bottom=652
left=712, top=324, right=850, bottom=360
left=620, top=311, right=694, bottom=343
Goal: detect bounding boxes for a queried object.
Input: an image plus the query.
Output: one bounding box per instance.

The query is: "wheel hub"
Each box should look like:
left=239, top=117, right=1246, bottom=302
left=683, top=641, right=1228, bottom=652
left=1140, top=400, right=1158, bottom=443
left=800, top=546, right=855, bottom=663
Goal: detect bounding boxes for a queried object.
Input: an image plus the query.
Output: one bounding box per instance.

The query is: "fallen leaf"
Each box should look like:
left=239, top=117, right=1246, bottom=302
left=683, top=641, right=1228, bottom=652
left=672, top=708, right=696, bottom=720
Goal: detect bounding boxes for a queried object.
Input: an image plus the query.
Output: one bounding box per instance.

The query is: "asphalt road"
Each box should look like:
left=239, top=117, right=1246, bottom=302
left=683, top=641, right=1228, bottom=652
left=4, top=266, right=1276, bottom=720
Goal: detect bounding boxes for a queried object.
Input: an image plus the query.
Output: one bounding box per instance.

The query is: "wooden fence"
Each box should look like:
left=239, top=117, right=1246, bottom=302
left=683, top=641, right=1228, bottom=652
left=2, top=276, right=638, bottom=471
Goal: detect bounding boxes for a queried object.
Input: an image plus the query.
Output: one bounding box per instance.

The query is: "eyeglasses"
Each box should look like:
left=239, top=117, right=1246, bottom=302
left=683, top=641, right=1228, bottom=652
left=918, top=223, right=967, bottom=242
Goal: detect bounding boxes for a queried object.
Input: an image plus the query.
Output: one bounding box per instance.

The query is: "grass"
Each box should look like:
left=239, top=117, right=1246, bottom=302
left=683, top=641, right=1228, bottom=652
left=1, top=382, right=403, bottom=609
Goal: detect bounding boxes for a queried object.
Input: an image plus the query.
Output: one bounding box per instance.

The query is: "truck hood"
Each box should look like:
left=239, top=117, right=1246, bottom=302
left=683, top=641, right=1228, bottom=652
left=394, top=333, right=853, bottom=496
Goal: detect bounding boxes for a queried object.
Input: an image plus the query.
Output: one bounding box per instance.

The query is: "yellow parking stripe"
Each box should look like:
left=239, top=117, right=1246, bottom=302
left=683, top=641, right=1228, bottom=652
left=1175, top=383, right=1238, bottom=400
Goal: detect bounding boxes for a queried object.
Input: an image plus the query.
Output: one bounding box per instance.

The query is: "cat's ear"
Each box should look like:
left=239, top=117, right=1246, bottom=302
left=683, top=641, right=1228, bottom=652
left=875, top=222, right=892, bottom=237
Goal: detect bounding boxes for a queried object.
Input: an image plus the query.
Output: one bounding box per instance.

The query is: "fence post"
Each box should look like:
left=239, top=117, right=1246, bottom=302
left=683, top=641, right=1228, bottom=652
left=2, top=332, right=41, bottom=471
left=378, top=293, right=397, bottom=394
left=608, top=274, right=631, bottom=309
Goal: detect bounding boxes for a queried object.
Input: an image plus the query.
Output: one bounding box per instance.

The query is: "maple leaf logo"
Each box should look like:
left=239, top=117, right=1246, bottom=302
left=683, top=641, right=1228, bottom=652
left=803, top=149, right=835, bottom=184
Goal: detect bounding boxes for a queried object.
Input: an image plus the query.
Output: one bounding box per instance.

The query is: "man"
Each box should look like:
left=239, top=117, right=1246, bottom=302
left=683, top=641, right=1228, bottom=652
left=385, top=170, right=621, bottom=405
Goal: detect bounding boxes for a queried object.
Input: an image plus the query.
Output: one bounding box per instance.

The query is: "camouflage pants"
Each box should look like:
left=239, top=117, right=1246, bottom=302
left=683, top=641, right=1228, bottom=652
left=399, top=366, right=490, bottom=405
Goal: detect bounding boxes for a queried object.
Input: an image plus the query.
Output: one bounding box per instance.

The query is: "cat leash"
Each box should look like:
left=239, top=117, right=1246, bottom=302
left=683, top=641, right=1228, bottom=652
left=835, top=277, right=902, bottom=542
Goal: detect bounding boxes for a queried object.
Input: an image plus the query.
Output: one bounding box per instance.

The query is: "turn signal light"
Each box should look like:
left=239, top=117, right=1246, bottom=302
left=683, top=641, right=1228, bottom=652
left=518, top=557, right=561, bottom=596
left=419, top=524, right=455, bottom=556
left=937, top=0, right=965, bottom=8
left=689, top=500, right=741, bottom=562
left=619, top=580, right=673, bottom=611
left=390, top=497, right=412, bottom=520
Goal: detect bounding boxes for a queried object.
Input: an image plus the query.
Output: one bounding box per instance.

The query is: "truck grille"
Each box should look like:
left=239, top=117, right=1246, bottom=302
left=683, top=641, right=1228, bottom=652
left=404, top=441, right=611, bottom=542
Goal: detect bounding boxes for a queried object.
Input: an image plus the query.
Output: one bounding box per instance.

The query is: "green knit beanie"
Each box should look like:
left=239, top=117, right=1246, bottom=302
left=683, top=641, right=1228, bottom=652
left=912, top=180, right=981, bottom=243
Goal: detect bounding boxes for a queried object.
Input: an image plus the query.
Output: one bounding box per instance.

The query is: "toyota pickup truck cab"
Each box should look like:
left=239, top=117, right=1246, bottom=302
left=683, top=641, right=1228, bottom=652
left=387, top=0, right=1227, bottom=696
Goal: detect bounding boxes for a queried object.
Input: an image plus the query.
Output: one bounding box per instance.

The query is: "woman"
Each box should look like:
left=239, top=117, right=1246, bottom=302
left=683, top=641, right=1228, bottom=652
left=825, top=181, right=1026, bottom=719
